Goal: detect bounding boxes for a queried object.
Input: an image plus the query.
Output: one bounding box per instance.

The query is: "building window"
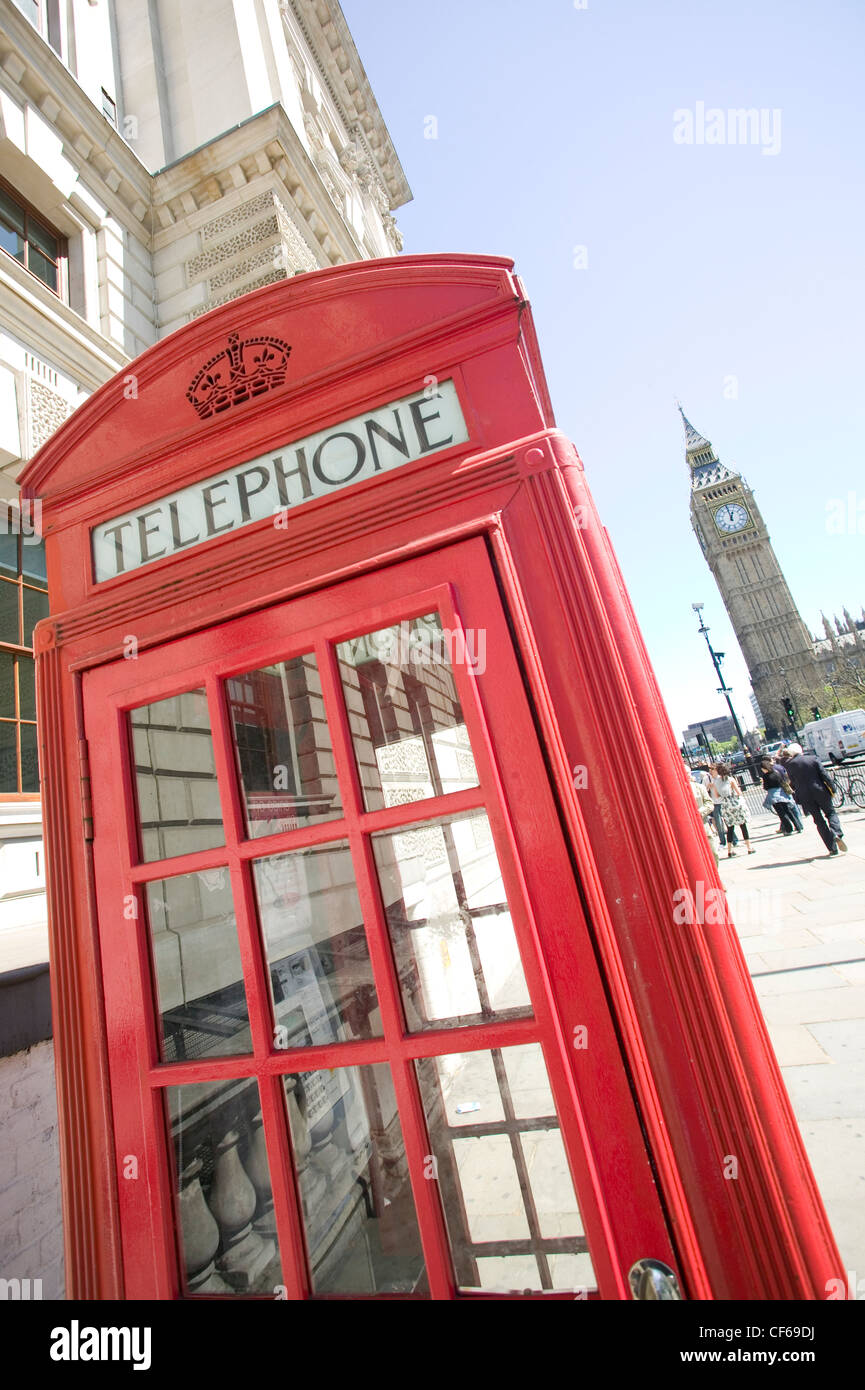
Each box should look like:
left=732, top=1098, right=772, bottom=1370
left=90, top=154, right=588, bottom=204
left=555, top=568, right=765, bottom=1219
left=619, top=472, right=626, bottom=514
left=12, top=0, right=63, bottom=56
left=0, top=523, right=48, bottom=795
left=0, top=181, right=66, bottom=297
left=101, top=89, right=117, bottom=126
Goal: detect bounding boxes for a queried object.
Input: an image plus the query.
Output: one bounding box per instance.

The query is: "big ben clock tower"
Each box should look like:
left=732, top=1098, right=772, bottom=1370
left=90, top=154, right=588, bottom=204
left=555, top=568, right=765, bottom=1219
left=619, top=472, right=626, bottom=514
left=681, top=406, right=821, bottom=735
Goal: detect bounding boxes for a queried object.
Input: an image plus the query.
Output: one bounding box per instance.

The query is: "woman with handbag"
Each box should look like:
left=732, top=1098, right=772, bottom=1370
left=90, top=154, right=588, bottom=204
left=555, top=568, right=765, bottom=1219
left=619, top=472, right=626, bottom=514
left=760, top=756, right=802, bottom=836
left=714, top=762, right=755, bottom=857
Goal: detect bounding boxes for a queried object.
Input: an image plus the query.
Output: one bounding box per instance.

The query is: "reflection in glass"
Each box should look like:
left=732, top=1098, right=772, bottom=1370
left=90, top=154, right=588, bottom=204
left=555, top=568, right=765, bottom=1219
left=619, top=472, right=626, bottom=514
left=372, top=810, right=532, bottom=1031
left=284, top=1064, right=427, bottom=1295
left=337, top=613, right=479, bottom=813
left=416, top=1045, right=595, bottom=1293
left=254, top=842, right=380, bottom=1045
left=145, top=867, right=251, bottom=1062
left=227, top=654, right=341, bottom=839
left=130, top=690, right=225, bottom=861
left=168, top=1078, right=282, bottom=1295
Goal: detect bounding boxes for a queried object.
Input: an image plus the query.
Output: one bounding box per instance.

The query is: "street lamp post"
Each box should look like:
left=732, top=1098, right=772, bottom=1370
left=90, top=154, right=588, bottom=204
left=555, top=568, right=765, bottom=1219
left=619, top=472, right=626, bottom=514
left=692, top=604, right=748, bottom=752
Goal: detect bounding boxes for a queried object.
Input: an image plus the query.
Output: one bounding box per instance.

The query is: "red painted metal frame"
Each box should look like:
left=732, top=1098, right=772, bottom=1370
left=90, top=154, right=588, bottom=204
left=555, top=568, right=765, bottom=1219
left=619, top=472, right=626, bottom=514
left=22, top=253, right=844, bottom=1300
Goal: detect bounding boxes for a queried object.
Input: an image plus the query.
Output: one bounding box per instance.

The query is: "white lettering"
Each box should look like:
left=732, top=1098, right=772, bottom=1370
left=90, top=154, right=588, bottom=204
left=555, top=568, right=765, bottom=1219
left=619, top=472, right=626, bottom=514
left=48, top=1322, right=152, bottom=1371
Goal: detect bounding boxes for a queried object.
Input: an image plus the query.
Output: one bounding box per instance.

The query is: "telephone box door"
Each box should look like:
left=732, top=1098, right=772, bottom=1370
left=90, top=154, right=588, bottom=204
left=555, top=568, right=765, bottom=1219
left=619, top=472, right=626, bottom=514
left=83, top=537, right=677, bottom=1299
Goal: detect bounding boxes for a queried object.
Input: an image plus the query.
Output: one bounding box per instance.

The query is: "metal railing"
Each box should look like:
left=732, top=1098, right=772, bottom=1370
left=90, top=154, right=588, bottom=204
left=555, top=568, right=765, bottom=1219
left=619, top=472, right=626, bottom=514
left=830, top=762, right=865, bottom=810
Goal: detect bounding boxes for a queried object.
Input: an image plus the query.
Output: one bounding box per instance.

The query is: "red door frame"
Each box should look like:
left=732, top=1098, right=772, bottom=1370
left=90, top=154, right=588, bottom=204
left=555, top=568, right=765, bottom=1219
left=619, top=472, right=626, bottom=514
left=84, top=539, right=675, bottom=1299
left=22, top=254, right=843, bottom=1300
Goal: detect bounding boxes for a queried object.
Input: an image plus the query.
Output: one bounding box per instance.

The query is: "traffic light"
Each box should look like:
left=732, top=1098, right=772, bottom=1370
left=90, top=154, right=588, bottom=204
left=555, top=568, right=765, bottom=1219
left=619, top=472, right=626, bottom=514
left=697, top=732, right=707, bottom=749
left=812, top=706, right=821, bottom=720
left=783, top=696, right=795, bottom=723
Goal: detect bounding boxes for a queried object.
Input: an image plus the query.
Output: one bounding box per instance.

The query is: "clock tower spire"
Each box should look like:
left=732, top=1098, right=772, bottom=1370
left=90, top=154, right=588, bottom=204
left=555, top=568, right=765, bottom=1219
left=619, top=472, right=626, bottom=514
left=682, top=408, right=821, bottom=736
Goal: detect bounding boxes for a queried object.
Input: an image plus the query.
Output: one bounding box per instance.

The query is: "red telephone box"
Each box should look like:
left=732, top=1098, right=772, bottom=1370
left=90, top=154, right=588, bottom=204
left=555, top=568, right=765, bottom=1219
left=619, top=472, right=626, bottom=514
left=21, top=254, right=842, bottom=1300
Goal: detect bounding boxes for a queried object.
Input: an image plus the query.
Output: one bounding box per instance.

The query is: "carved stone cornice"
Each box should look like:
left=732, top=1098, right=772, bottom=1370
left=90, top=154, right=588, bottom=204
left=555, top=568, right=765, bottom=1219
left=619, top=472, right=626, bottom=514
left=284, top=0, right=412, bottom=211
left=150, top=103, right=379, bottom=268
left=0, top=0, right=407, bottom=265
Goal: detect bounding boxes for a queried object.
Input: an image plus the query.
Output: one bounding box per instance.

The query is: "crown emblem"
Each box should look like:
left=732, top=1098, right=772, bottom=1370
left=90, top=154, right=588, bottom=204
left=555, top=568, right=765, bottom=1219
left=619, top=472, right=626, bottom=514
left=186, top=332, right=291, bottom=419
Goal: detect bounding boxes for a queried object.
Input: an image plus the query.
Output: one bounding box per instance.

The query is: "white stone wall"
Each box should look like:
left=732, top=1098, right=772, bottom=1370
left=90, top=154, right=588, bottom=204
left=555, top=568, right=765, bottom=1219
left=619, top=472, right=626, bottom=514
left=0, top=0, right=409, bottom=1299
left=0, top=1040, right=65, bottom=1300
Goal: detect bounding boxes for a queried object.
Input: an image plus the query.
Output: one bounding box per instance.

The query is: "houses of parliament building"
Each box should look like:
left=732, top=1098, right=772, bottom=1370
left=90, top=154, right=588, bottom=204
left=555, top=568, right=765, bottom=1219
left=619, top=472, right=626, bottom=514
left=682, top=407, right=865, bottom=737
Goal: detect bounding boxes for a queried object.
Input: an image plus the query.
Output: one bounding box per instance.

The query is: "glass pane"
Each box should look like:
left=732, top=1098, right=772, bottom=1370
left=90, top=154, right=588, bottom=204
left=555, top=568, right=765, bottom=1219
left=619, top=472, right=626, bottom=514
left=0, top=528, right=18, bottom=578
left=145, top=867, right=252, bottom=1063
left=372, top=810, right=532, bottom=1031
left=0, top=652, right=14, bottom=718
left=253, top=842, right=380, bottom=1045
left=168, top=1078, right=283, bottom=1296
left=226, top=654, right=342, bottom=839
left=0, top=579, right=20, bottom=644
left=27, top=217, right=58, bottom=259
left=27, top=247, right=58, bottom=293
left=12, top=1, right=40, bottom=27
left=0, top=186, right=26, bottom=235
left=20, top=539, right=47, bottom=583
left=337, top=613, right=479, bottom=812
left=284, top=1063, right=427, bottom=1295
left=22, top=585, right=49, bottom=644
left=20, top=722, right=38, bottom=792
left=130, top=690, right=226, bottom=862
left=0, top=225, right=25, bottom=262
left=18, top=656, right=35, bottom=720
left=0, top=721, right=17, bottom=793
left=416, top=1045, right=596, bottom=1293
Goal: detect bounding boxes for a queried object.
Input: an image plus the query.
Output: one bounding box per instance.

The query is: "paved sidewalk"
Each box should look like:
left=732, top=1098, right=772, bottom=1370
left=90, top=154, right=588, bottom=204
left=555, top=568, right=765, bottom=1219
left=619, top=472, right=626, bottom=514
left=718, top=803, right=865, bottom=1294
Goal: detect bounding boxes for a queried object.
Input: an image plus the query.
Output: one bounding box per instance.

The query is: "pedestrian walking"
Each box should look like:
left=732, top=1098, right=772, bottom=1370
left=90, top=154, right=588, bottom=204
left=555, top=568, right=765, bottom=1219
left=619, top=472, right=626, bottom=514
left=690, top=774, right=719, bottom=863
left=760, top=756, right=801, bottom=836
left=705, top=763, right=739, bottom=847
left=781, top=743, right=848, bottom=857
left=713, top=762, right=755, bottom=857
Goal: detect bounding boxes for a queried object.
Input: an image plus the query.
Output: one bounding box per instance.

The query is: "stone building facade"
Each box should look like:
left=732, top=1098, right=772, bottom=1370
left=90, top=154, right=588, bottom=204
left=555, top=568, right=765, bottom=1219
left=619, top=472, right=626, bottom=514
left=682, top=407, right=865, bottom=735
left=0, top=0, right=410, bottom=1297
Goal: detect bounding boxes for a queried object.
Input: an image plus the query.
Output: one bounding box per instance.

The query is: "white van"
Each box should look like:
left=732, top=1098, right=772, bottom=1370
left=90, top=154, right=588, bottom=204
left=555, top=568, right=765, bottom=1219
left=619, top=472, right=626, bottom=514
left=800, top=710, right=865, bottom=763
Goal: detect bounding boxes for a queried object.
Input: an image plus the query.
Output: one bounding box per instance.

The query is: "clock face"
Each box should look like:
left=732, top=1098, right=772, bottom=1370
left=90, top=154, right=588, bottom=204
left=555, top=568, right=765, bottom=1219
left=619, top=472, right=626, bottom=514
left=714, top=502, right=749, bottom=533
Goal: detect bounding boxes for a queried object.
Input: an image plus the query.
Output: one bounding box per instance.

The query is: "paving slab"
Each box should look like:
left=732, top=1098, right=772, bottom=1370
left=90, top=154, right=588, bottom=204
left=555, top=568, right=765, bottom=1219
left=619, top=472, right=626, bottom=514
left=794, top=1116, right=865, bottom=1282
left=763, top=1023, right=832, bottom=1067
left=718, top=806, right=865, bottom=1284
left=753, top=966, right=850, bottom=997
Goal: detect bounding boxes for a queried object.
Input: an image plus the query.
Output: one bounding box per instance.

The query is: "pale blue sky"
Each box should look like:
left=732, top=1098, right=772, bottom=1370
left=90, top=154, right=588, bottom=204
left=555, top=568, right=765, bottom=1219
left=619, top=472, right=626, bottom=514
left=342, top=0, right=865, bottom=736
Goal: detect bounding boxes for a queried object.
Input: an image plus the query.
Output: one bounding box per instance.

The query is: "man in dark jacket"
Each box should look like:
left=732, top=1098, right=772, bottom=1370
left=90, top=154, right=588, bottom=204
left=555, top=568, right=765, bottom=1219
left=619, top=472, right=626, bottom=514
left=781, top=744, right=848, bottom=855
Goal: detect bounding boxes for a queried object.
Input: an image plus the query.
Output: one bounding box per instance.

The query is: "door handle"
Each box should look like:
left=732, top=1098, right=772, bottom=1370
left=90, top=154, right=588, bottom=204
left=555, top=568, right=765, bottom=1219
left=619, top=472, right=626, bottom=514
left=628, top=1258, right=682, bottom=1300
